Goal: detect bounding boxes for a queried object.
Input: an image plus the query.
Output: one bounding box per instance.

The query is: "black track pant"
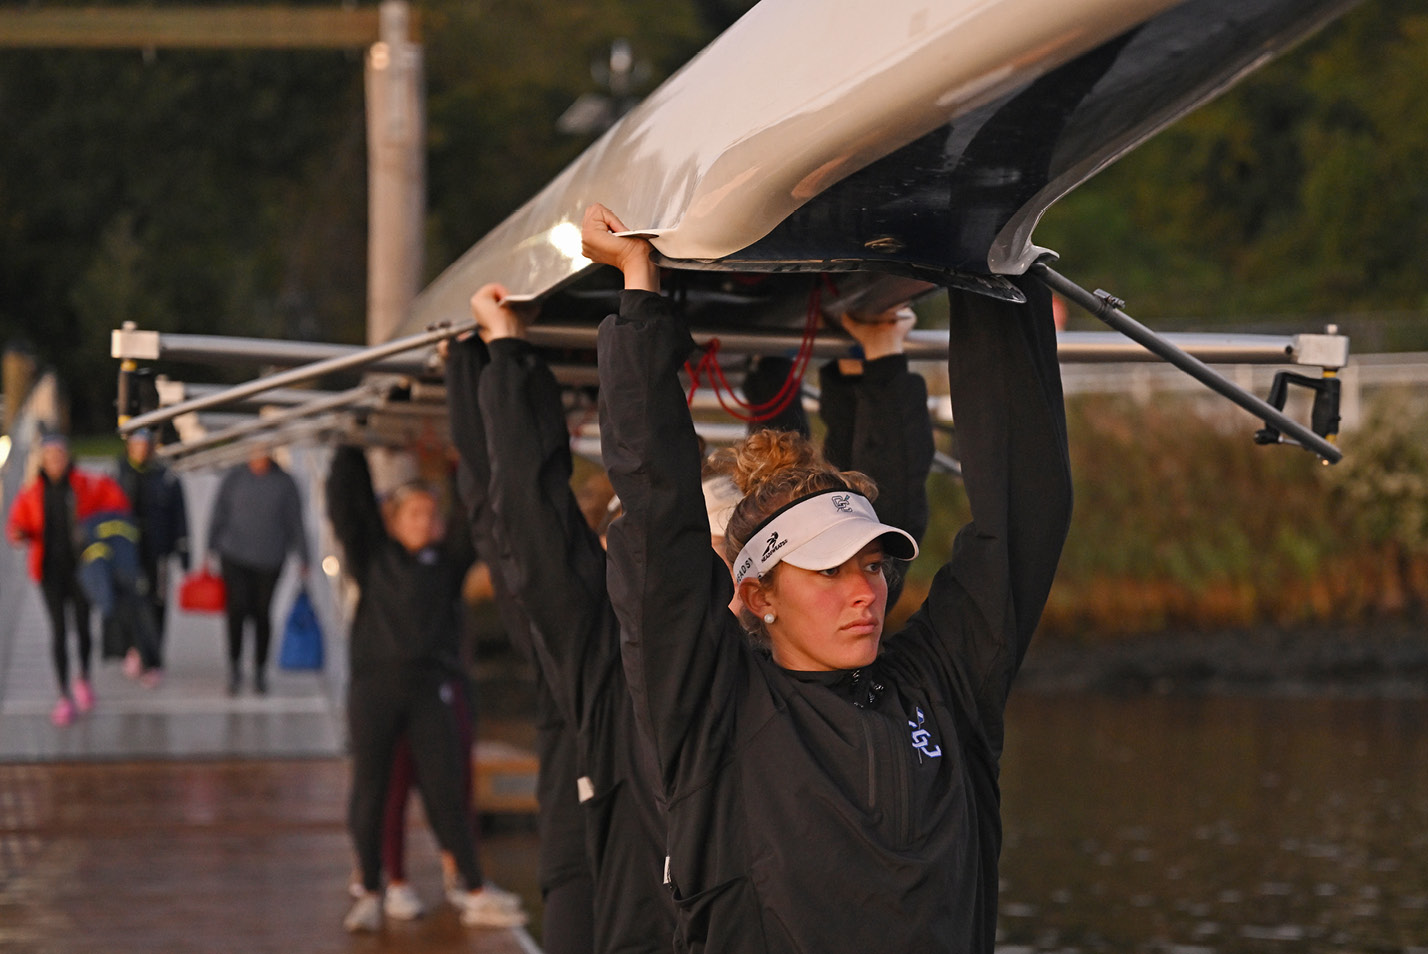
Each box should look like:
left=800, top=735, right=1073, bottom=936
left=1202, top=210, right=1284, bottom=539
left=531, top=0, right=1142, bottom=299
left=140, top=552, right=169, bottom=667
left=41, top=572, right=91, bottom=695
left=348, top=669, right=483, bottom=893
left=542, top=874, right=595, bottom=954
left=220, top=559, right=280, bottom=672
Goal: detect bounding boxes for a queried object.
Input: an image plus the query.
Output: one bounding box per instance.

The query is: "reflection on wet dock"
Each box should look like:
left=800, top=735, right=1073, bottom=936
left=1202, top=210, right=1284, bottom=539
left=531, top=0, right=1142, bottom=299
left=0, top=759, right=542, bottom=954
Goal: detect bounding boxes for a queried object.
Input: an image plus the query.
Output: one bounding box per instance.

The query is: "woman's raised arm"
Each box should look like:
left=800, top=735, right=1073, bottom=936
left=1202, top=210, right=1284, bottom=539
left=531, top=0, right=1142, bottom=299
left=585, top=205, right=741, bottom=794
left=900, top=275, right=1073, bottom=746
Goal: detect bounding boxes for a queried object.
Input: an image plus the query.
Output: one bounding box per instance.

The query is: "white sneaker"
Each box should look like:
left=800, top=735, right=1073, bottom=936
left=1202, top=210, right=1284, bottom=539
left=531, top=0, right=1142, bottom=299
left=383, top=882, right=425, bottom=920
left=343, top=893, right=383, bottom=933
left=456, top=889, right=529, bottom=928
left=446, top=879, right=522, bottom=911
left=480, top=882, right=524, bottom=910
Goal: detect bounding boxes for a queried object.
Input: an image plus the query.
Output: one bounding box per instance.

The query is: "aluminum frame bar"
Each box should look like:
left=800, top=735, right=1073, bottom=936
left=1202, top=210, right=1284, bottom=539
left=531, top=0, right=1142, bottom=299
left=118, top=320, right=471, bottom=436
left=114, top=329, right=432, bottom=375
left=168, top=415, right=349, bottom=474
left=160, top=381, right=345, bottom=410
left=116, top=304, right=1347, bottom=440
left=159, top=383, right=389, bottom=461
left=1031, top=262, right=1343, bottom=463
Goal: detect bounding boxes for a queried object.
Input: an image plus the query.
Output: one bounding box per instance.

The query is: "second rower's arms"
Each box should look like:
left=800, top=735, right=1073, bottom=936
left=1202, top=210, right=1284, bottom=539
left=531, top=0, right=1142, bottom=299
left=471, top=285, right=619, bottom=725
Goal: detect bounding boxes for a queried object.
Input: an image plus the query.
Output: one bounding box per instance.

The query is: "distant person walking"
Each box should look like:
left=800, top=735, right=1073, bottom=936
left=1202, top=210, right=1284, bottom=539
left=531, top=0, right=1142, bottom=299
left=7, top=434, right=131, bottom=726
left=207, top=448, right=309, bottom=696
left=115, top=427, right=190, bottom=674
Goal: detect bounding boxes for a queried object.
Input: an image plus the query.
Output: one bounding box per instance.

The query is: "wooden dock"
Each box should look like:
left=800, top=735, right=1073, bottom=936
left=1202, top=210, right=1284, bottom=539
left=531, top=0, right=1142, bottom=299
left=0, top=759, right=542, bottom=954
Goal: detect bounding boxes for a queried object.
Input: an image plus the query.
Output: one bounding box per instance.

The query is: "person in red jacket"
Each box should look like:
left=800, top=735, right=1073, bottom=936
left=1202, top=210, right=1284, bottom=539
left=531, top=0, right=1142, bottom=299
left=7, top=433, right=130, bottom=726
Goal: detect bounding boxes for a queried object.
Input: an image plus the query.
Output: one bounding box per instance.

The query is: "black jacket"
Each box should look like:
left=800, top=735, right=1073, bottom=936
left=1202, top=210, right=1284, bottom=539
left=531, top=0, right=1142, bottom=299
left=116, top=455, right=190, bottom=566
left=596, top=282, right=1072, bottom=954
left=448, top=334, right=672, bottom=953
left=325, top=447, right=469, bottom=679
left=447, top=340, right=598, bottom=900
left=818, top=353, right=933, bottom=546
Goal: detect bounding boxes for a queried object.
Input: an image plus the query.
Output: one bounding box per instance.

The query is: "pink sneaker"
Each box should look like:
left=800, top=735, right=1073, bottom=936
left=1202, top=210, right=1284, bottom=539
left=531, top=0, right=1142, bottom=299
left=123, top=649, right=142, bottom=679
left=139, top=670, right=163, bottom=690
left=73, top=678, right=95, bottom=713
left=50, top=697, right=75, bottom=727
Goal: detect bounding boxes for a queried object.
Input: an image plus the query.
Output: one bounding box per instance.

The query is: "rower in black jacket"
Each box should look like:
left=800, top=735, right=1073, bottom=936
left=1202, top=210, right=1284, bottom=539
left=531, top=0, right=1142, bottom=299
left=582, top=202, right=1073, bottom=954
left=446, top=309, right=626, bottom=954
left=445, top=281, right=938, bottom=953
left=326, top=446, right=525, bottom=932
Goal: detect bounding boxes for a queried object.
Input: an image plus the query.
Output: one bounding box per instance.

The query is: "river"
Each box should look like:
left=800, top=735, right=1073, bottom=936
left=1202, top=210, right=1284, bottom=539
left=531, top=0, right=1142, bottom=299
left=997, top=692, right=1428, bottom=952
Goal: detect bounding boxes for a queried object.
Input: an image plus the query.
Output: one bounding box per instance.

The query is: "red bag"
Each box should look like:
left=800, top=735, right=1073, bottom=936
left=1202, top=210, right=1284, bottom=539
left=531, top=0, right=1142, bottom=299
left=179, top=567, right=227, bottom=614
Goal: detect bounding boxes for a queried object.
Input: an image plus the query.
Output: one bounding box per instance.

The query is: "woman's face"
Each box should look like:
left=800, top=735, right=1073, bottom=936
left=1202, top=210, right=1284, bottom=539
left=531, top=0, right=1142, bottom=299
left=40, top=444, right=70, bottom=481
left=388, top=491, right=440, bottom=553
left=744, top=542, right=888, bottom=671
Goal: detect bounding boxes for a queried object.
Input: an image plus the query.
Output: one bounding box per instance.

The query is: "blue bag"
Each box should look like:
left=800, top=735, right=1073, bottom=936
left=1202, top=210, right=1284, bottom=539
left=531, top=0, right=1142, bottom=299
left=278, top=588, right=325, bottom=671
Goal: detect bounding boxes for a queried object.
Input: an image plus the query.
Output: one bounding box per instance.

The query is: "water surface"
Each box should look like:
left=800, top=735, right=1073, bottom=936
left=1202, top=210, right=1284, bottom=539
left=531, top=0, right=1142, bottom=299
left=999, top=693, right=1428, bottom=952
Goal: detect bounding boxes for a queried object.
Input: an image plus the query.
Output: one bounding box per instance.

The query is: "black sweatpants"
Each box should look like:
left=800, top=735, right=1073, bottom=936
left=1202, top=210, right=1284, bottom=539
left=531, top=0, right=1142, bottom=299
left=220, top=558, right=280, bottom=672
left=140, top=552, right=169, bottom=667
left=41, top=572, right=91, bottom=694
left=347, top=669, right=483, bottom=893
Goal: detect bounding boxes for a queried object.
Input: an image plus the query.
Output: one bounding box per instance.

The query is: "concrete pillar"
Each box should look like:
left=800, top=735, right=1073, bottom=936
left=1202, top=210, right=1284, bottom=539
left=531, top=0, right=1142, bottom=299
left=364, top=0, right=425, bottom=346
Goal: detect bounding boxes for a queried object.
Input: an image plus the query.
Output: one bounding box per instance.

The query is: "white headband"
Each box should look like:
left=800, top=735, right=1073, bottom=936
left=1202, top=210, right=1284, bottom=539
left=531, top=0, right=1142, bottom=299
left=732, top=489, right=918, bottom=586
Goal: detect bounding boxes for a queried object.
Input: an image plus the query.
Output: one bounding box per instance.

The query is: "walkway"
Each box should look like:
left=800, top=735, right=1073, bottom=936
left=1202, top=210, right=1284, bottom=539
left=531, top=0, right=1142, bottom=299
left=0, top=758, right=542, bottom=954
left=0, top=462, right=343, bottom=763
left=0, top=445, right=544, bottom=952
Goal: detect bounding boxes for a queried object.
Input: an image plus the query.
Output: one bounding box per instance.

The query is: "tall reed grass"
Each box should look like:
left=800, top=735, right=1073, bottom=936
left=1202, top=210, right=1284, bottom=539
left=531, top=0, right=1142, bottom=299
left=896, top=389, right=1428, bottom=641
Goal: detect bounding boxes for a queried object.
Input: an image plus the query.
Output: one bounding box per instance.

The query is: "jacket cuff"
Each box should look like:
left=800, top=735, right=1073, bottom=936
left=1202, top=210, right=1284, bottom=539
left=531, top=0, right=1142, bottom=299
left=820, top=353, right=909, bottom=384
left=487, top=337, right=537, bottom=362
left=619, top=288, right=666, bottom=317
left=451, top=333, right=491, bottom=362
left=858, top=353, right=910, bottom=383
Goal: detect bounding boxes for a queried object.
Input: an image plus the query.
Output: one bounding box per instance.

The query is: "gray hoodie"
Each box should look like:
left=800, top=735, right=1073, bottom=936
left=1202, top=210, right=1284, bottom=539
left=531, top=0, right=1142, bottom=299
left=207, top=460, right=309, bottom=572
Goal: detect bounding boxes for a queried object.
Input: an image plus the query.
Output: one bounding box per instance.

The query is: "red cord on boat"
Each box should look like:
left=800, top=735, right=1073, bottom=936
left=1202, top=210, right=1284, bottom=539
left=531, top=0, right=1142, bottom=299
left=685, top=278, right=830, bottom=423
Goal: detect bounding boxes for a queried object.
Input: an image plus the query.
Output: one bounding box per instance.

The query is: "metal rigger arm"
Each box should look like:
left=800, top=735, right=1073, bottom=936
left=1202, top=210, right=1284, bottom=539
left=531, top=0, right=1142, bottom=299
left=1029, top=261, right=1346, bottom=464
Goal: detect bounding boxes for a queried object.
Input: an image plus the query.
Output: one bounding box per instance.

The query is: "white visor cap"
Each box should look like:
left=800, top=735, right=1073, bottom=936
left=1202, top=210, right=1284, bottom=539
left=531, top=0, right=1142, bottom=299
left=733, top=489, right=918, bottom=586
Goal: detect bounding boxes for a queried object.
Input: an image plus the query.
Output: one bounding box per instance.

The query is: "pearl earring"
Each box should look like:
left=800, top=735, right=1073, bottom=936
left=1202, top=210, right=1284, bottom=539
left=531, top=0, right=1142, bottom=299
left=763, top=613, right=776, bottom=624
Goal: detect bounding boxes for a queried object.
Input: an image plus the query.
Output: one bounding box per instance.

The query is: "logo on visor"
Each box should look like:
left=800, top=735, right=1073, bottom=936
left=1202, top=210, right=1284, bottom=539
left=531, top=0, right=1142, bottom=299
left=736, top=557, right=754, bottom=581
left=831, top=494, right=854, bottom=513
left=762, top=532, right=788, bottom=561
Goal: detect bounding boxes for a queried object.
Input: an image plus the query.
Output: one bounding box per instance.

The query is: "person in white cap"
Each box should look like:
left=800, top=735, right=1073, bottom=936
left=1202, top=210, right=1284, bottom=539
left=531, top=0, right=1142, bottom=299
left=582, top=202, right=1073, bottom=954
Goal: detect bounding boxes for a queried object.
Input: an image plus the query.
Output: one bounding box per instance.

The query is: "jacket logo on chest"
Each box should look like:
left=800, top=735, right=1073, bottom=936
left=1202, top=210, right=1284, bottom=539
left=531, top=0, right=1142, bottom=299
left=908, top=706, right=942, bottom=762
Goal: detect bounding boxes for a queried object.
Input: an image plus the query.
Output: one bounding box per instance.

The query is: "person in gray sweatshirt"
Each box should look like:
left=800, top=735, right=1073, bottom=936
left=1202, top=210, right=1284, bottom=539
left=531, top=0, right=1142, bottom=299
left=207, top=448, right=310, bottom=695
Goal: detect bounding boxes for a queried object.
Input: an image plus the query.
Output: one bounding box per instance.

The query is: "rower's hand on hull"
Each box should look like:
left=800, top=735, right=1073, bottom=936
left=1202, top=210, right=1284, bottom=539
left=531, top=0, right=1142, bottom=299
left=469, top=283, right=528, bottom=343
left=581, top=203, right=659, bottom=293
left=841, top=308, right=915, bottom=361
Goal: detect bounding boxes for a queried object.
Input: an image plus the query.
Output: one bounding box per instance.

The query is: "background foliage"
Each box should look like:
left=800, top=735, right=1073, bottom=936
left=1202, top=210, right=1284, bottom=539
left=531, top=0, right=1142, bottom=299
left=1037, top=0, right=1428, bottom=330
left=894, top=389, right=1428, bottom=638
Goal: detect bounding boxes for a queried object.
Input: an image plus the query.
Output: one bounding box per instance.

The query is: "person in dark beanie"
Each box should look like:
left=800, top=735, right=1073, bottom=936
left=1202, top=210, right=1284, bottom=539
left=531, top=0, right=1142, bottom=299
left=206, top=447, right=309, bottom=695
left=115, top=427, right=190, bottom=675
left=7, top=434, right=130, bottom=726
